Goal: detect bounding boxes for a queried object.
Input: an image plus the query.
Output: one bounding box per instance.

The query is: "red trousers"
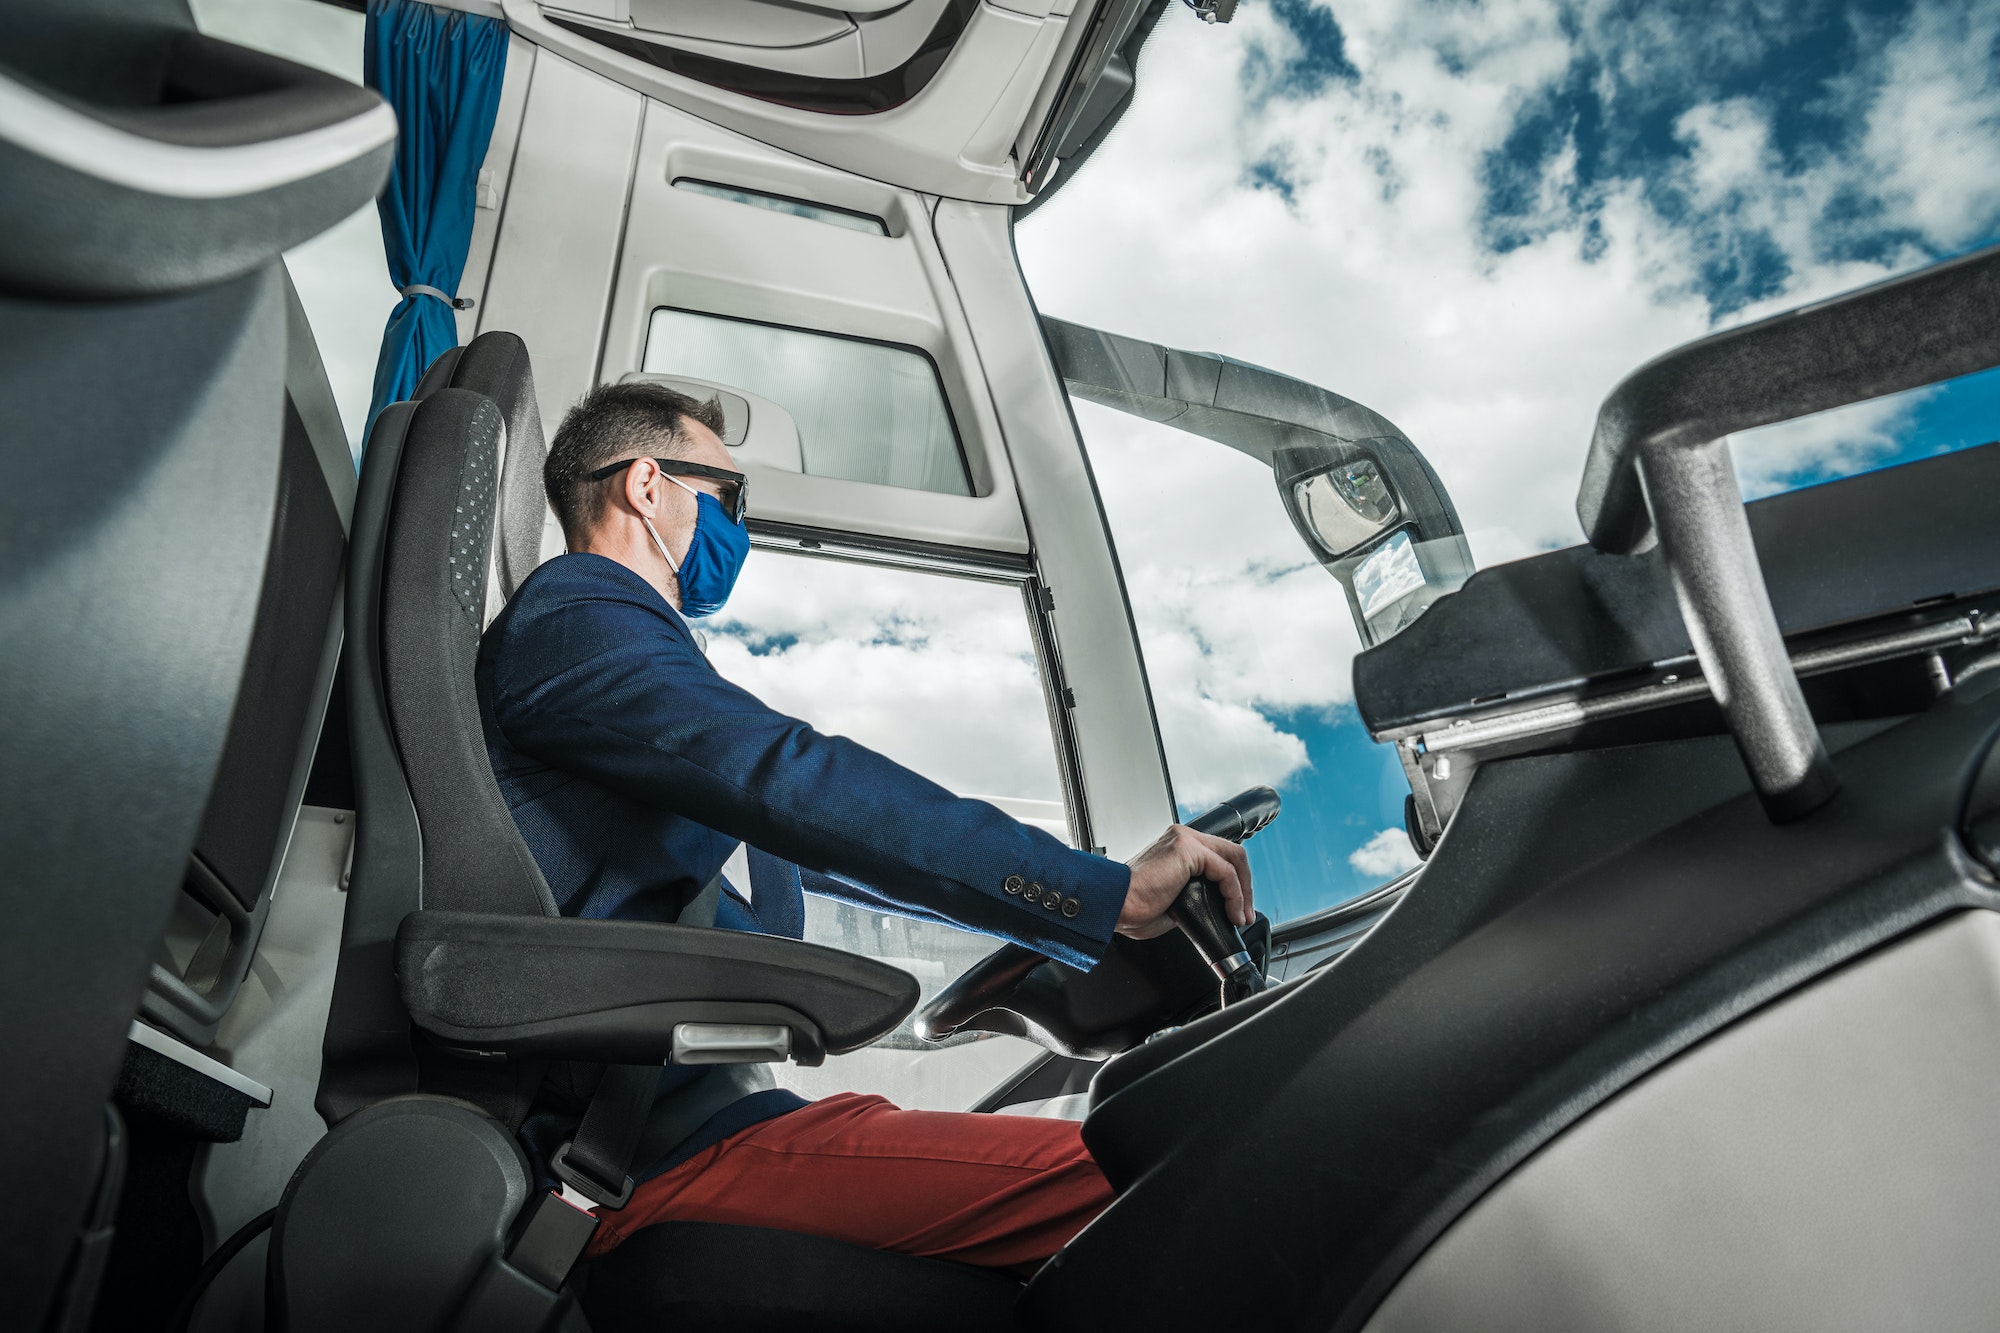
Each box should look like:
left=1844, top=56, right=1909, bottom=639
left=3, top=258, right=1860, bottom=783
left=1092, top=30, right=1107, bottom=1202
left=584, top=1092, right=1114, bottom=1271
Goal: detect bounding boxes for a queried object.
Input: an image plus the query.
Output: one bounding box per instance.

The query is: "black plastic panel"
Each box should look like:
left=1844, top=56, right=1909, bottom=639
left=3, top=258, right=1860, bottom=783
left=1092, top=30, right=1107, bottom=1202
left=272, top=1098, right=529, bottom=1333
left=0, top=31, right=392, bottom=298
left=196, top=404, right=345, bottom=909
left=585, top=1221, right=1022, bottom=1333
left=0, top=269, right=287, bottom=1327
left=1356, top=443, right=2000, bottom=733
left=1024, top=680, right=2000, bottom=1333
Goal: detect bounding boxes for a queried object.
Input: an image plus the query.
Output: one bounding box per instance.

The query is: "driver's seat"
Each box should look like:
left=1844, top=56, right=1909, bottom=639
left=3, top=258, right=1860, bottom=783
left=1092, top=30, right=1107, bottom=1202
left=277, top=355, right=1026, bottom=1332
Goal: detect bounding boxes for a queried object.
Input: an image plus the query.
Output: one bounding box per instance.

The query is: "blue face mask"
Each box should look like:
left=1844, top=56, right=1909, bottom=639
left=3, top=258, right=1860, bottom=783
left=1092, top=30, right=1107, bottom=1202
left=644, top=482, right=749, bottom=618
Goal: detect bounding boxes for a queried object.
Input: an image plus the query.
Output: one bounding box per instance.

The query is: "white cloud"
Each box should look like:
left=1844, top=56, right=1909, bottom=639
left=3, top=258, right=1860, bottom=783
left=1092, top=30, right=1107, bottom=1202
left=1019, top=0, right=2000, bottom=563
left=1067, top=401, right=1357, bottom=805
left=1348, top=826, right=1422, bottom=877
left=706, top=551, right=1067, bottom=805
left=1859, top=3, right=2000, bottom=251
left=1018, top=0, right=2000, bottom=835
left=1729, top=390, right=1939, bottom=500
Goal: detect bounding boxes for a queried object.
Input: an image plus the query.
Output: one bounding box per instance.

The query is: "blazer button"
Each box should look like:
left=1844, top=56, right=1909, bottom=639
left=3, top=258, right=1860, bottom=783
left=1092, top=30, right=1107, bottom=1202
left=1061, top=897, right=1080, bottom=918
left=1022, top=882, right=1043, bottom=905
left=1042, top=893, right=1061, bottom=912
left=1003, top=875, right=1025, bottom=895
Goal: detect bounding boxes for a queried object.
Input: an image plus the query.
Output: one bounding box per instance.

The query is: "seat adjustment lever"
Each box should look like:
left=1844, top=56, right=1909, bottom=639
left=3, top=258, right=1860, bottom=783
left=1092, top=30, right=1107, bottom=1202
left=671, top=1021, right=791, bottom=1065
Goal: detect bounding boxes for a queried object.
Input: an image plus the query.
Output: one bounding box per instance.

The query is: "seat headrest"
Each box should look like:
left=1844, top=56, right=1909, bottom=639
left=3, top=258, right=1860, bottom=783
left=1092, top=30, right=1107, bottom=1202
left=421, top=332, right=548, bottom=602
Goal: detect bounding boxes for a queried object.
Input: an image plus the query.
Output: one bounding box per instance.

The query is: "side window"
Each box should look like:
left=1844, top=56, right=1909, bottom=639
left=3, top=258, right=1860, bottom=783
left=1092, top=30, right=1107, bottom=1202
left=642, top=308, right=972, bottom=496
left=1075, top=403, right=1418, bottom=925
left=711, top=548, right=1064, bottom=1109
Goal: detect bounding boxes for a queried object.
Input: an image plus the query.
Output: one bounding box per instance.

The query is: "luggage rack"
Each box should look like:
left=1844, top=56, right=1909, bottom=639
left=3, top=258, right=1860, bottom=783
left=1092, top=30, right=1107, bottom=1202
left=1370, top=243, right=2000, bottom=842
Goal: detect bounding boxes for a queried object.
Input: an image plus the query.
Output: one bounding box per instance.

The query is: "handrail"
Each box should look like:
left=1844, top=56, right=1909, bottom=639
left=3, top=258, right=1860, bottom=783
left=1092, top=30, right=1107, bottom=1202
left=1579, top=245, right=2000, bottom=553
left=1575, top=244, right=2000, bottom=821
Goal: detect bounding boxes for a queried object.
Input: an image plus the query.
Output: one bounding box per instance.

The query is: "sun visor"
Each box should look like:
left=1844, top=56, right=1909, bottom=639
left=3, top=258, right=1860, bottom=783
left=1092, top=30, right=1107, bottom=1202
left=618, top=372, right=803, bottom=474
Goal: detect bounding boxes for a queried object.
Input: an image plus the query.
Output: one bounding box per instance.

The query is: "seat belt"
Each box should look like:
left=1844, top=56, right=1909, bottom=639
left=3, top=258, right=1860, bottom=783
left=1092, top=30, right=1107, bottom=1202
left=677, top=871, right=723, bottom=931
left=513, top=871, right=777, bottom=1291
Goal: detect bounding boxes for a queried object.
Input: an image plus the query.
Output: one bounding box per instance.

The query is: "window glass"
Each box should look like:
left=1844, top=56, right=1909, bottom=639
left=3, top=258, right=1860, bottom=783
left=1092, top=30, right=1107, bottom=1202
left=642, top=309, right=971, bottom=497
left=1728, top=366, right=2000, bottom=501
left=709, top=549, right=1062, bottom=1109
left=1076, top=402, right=1415, bottom=926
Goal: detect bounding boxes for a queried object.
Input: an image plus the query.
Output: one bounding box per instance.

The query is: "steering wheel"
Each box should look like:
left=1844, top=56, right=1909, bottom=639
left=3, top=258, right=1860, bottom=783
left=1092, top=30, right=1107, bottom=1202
left=914, top=786, right=1281, bottom=1048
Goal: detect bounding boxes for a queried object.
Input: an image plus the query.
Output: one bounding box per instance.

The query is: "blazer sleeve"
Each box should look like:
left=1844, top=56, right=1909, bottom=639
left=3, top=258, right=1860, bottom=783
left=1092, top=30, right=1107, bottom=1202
left=485, top=588, right=1129, bottom=969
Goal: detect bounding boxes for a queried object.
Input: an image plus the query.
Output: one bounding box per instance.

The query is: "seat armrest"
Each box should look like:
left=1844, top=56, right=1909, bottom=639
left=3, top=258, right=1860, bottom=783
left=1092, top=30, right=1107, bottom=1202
left=395, top=911, right=920, bottom=1066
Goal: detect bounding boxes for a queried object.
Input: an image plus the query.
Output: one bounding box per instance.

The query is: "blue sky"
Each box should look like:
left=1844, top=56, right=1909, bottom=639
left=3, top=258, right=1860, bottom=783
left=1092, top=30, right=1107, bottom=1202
left=1022, top=0, right=2000, bottom=922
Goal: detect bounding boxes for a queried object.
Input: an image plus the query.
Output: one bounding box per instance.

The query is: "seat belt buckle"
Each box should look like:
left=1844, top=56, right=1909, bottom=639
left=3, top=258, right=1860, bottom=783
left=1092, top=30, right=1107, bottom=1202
left=550, top=1140, right=635, bottom=1210
left=506, top=1189, right=600, bottom=1293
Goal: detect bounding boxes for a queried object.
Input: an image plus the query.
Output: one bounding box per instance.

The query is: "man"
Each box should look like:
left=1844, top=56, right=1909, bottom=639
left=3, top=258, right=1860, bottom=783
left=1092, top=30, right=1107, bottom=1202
left=477, top=380, right=1252, bottom=1270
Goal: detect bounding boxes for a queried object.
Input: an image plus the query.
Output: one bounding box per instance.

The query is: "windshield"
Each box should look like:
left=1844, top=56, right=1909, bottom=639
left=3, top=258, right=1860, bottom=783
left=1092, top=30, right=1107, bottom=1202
left=1019, top=0, right=2000, bottom=923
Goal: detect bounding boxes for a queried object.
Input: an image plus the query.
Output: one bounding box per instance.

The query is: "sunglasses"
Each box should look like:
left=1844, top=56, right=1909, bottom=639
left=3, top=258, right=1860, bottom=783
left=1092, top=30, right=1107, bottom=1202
left=589, top=457, right=749, bottom=523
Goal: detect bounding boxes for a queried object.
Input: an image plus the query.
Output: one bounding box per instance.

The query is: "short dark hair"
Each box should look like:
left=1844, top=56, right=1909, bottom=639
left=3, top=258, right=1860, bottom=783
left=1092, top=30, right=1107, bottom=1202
left=544, top=381, right=728, bottom=540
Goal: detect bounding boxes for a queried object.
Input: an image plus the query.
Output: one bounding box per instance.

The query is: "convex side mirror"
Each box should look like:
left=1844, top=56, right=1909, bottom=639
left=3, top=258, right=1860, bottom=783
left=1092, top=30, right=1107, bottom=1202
left=1274, top=435, right=1473, bottom=647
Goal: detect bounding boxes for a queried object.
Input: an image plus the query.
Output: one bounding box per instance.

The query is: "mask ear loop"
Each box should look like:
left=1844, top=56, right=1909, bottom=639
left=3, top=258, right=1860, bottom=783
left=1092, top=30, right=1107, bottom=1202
left=641, top=475, right=702, bottom=576
left=641, top=514, right=679, bottom=575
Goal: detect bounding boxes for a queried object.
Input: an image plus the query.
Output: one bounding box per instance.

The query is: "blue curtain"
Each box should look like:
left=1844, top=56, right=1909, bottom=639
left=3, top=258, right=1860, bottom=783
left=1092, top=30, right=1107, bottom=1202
left=363, top=0, right=509, bottom=437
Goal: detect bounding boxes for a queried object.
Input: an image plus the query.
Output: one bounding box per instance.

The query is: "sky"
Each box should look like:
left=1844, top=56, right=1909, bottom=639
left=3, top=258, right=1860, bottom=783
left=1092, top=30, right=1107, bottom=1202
left=1015, top=0, right=2000, bottom=920
left=197, top=0, right=2000, bottom=927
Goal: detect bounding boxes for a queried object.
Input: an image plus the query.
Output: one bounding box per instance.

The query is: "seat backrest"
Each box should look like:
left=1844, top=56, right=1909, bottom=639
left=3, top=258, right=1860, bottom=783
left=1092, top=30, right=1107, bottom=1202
left=412, top=331, right=551, bottom=604
left=380, top=386, right=557, bottom=919
left=318, top=379, right=555, bottom=1125
left=0, top=6, right=389, bottom=1319
left=141, top=277, right=354, bottom=1046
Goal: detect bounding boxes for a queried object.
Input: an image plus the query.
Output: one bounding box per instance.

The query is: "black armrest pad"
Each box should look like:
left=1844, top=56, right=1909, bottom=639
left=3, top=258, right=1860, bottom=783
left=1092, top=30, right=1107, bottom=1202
left=395, top=911, right=919, bottom=1065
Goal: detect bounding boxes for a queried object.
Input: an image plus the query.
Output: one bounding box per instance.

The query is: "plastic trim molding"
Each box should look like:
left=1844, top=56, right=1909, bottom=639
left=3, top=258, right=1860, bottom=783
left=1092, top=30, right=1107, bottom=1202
left=128, top=1021, right=274, bottom=1106
left=0, top=69, right=397, bottom=200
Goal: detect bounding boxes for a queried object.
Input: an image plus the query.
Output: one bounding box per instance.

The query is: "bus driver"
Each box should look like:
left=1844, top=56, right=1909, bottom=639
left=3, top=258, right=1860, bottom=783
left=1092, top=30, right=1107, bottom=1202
left=476, top=380, right=1253, bottom=1271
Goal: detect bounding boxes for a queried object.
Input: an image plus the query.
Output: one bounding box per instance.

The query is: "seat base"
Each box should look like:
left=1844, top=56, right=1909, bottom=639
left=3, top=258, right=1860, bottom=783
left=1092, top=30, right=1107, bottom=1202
left=579, top=1221, right=1024, bottom=1333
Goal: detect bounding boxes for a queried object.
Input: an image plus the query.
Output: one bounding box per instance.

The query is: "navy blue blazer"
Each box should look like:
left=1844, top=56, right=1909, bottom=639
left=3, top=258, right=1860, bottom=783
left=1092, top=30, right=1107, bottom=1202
left=476, top=553, right=1130, bottom=1184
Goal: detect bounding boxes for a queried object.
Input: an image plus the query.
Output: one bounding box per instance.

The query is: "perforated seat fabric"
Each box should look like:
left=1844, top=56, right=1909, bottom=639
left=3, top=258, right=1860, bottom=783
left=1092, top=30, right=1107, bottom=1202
left=379, top=387, right=555, bottom=920
left=412, top=332, right=550, bottom=600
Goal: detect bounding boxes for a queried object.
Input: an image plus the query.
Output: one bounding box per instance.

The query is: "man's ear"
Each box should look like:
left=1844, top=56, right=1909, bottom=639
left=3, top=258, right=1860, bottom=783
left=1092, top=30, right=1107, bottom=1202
left=622, top=457, right=661, bottom=519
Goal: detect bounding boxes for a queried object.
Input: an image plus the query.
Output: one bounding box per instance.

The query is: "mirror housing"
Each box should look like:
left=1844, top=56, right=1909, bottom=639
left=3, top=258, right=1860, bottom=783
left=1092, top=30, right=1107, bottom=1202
left=1273, top=435, right=1474, bottom=647
left=1036, top=314, right=1474, bottom=649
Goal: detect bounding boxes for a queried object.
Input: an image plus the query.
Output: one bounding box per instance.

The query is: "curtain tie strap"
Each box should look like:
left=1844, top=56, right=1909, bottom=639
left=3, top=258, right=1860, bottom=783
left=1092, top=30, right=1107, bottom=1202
left=401, top=283, right=475, bottom=311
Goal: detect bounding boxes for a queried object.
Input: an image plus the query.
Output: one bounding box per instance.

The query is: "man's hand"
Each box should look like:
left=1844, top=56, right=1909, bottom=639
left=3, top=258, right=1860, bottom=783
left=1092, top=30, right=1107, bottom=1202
left=1119, top=825, right=1254, bottom=940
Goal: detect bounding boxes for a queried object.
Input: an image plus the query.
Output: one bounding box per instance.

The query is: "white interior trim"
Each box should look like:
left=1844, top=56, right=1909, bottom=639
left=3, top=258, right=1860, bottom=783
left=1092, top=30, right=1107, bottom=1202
left=0, top=70, right=396, bottom=200
left=128, top=1020, right=276, bottom=1107
left=787, top=0, right=911, bottom=11
left=424, top=0, right=508, bottom=17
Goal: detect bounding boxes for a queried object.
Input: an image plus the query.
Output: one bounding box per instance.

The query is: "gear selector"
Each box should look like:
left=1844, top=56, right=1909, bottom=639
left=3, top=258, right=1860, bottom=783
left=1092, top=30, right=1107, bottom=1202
left=1174, top=787, right=1280, bottom=1004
